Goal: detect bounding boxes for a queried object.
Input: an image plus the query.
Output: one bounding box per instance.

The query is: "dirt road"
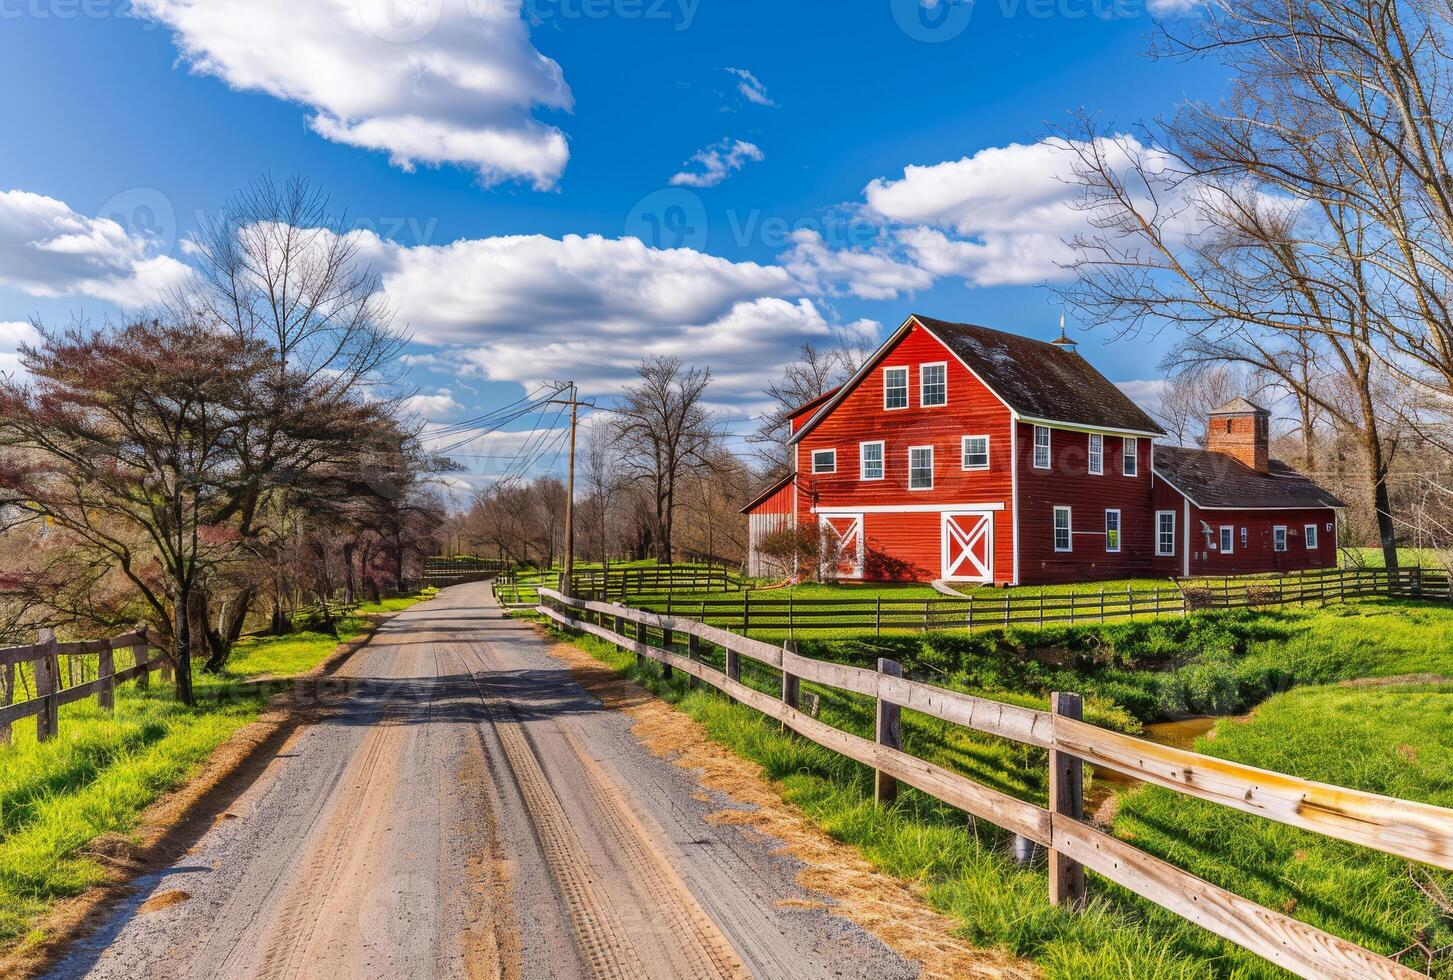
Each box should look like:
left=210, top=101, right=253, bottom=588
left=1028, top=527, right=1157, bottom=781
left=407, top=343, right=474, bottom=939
left=48, top=582, right=922, bottom=980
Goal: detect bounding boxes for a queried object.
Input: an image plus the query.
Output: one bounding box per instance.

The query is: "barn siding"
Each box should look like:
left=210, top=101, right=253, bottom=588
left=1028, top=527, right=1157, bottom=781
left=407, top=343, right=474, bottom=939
left=1015, top=422, right=1156, bottom=584
left=794, top=322, right=1015, bottom=584
left=1184, top=505, right=1338, bottom=576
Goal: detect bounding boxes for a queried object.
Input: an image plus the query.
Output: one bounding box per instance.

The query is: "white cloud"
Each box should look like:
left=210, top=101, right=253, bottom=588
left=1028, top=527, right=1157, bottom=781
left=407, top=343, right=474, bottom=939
left=1116, top=379, right=1170, bottom=420
left=669, top=139, right=764, bottom=188
left=782, top=229, right=933, bottom=300
left=339, top=229, right=867, bottom=407
left=135, top=0, right=573, bottom=189
left=0, top=321, right=40, bottom=379
left=725, top=67, right=774, bottom=107
left=1147, top=0, right=1200, bottom=14
left=0, top=190, right=192, bottom=307
left=403, top=389, right=463, bottom=419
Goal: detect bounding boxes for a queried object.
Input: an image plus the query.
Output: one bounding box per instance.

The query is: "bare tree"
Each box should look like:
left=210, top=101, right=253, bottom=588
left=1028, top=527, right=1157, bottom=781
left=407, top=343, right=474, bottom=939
left=751, top=343, right=852, bottom=473
left=615, top=356, right=719, bottom=564
left=1153, top=362, right=1247, bottom=448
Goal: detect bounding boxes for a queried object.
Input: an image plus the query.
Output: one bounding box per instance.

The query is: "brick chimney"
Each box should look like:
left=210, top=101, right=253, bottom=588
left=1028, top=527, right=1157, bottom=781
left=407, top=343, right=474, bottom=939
left=1206, top=398, right=1270, bottom=472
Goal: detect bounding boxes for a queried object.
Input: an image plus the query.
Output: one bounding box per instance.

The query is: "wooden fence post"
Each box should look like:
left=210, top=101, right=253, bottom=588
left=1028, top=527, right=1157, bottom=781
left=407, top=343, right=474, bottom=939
left=0, top=658, right=12, bottom=746
left=875, top=597, right=882, bottom=636
left=780, top=640, right=799, bottom=734
left=35, top=628, right=59, bottom=743
left=725, top=646, right=741, bottom=704
left=743, top=589, right=752, bottom=635
left=688, top=632, right=700, bottom=690
left=634, top=619, right=647, bottom=670
left=661, top=623, right=674, bottom=681
left=876, top=658, right=903, bottom=805
left=1048, top=692, right=1087, bottom=909
left=135, top=625, right=150, bottom=691
left=97, top=639, right=116, bottom=713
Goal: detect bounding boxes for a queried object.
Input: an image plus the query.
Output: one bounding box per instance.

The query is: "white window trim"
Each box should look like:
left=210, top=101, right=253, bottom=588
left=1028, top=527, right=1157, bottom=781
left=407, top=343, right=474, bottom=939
left=1273, top=525, right=1289, bottom=552
left=1220, top=525, right=1235, bottom=554
left=1088, top=433, right=1104, bottom=476
left=919, top=361, right=948, bottom=408
left=908, top=445, right=935, bottom=491
left=1105, top=509, right=1121, bottom=553
left=1304, top=524, right=1318, bottom=549
left=811, top=449, right=837, bottom=475
left=961, top=434, right=990, bottom=471
left=1033, top=425, right=1051, bottom=470
left=883, top=366, right=909, bottom=411
left=1123, top=436, right=1139, bottom=477
left=1241, top=527, right=1248, bottom=547
left=1053, top=506, right=1073, bottom=553
left=859, top=440, right=885, bottom=481
left=1156, top=510, right=1177, bottom=556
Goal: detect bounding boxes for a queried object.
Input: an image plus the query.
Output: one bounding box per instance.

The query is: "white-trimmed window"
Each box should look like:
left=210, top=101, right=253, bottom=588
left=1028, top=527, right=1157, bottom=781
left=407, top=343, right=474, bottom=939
left=1156, top=510, right=1177, bottom=556
left=961, top=434, right=990, bottom=471
left=1273, top=526, right=1288, bottom=552
left=920, top=362, right=947, bottom=407
left=1105, top=509, right=1121, bottom=553
left=1220, top=526, right=1235, bottom=554
left=1088, top=433, right=1104, bottom=475
left=1241, top=527, right=1248, bottom=548
left=1304, top=524, right=1318, bottom=549
left=883, top=367, right=909, bottom=410
left=812, top=449, right=837, bottom=474
left=1033, top=426, right=1051, bottom=469
left=1123, top=437, right=1139, bottom=476
left=1054, top=507, right=1073, bottom=552
left=860, top=441, right=884, bottom=481
left=908, top=446, right=934, bottom=490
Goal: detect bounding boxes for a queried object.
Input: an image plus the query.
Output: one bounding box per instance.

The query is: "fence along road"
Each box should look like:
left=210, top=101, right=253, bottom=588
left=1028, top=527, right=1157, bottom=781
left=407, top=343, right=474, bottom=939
left=51, top=581, right=925, bottom=980
left=538, top=587, right=1453, bottom=979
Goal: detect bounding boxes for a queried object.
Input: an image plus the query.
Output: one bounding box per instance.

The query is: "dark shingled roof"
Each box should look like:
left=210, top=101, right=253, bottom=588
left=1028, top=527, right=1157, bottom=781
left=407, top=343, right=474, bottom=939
left=1154, top=446, right=1345, bottom=509
left=912, top=316, right=1165, bottom=435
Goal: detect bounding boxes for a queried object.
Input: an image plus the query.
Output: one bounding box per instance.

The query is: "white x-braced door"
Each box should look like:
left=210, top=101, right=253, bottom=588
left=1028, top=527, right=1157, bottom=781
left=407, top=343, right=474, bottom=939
left=941, top=512, right=993, bottom=583
left=820, top=514, right=865, bottom=580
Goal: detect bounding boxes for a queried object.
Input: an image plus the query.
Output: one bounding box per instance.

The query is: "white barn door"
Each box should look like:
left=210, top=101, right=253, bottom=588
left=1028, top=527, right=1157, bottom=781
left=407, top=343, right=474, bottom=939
left=819, top=514, right=864, bottom=580
left=941, top=512, right=993, bottom=583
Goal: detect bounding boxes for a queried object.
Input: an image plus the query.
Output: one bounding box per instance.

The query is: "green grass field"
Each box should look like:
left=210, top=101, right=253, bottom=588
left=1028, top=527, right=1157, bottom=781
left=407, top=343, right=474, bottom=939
left=0, top=592, right=431, bottom=950
left=537, top=595, right=1453, bottom=977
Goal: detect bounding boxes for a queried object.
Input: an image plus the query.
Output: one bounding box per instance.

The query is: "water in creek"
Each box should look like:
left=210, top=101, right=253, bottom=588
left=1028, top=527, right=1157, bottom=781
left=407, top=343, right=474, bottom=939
left=1086, top=716, right=1222, bottom=815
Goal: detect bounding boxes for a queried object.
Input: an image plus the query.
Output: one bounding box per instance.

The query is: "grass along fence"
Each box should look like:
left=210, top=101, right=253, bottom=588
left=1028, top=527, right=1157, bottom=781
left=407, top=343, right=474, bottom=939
left=629, top=566, right=1449, bottom=636
left=537, top=587, right=1452, bottom=979
left=2, top=626, right=170, bottom=745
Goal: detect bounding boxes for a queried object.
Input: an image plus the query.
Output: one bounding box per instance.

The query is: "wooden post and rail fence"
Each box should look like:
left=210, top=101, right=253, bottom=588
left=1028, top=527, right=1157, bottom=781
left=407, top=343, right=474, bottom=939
left=0, top=626, right=171, bottom=746
left=536, top=587, right=1452, bottom=979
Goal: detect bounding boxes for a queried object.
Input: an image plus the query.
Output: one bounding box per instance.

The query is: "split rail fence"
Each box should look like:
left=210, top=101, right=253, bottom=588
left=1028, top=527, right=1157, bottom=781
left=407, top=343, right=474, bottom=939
left=1, top=626, right=170, bottom=745
left=538, top=587, right=1452, bottom=979
left=494, top=564, right=743, bottom=609
left=634, top=566, right=1447, bottom=636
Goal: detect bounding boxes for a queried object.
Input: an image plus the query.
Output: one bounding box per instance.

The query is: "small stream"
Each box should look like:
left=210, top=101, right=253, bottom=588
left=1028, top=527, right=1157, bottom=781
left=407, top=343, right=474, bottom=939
left=1087, top=716, right=1221, bottom=814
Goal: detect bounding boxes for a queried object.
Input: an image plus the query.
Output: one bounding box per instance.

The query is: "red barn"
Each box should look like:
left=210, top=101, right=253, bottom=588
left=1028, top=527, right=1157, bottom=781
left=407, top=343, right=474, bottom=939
left=743, top=315, right=1343, bottom=585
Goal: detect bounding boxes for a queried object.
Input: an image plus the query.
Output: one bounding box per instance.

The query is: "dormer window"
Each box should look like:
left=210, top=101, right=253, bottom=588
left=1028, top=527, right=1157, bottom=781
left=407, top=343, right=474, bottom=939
left=920, top=363, right=947, bottom=407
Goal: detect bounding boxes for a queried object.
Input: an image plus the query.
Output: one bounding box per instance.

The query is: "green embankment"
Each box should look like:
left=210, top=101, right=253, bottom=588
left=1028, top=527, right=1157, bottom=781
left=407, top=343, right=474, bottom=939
left=539, top=596, right=1453, bottom=977
left=0, top=593, right=430, bottom=949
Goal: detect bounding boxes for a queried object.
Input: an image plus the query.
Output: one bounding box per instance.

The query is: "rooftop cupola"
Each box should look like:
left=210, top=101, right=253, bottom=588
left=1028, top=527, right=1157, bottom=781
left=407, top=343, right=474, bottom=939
left=1050, top=315, right=1079, bottom=354
left=1207, top=397, right=1271, bottom=473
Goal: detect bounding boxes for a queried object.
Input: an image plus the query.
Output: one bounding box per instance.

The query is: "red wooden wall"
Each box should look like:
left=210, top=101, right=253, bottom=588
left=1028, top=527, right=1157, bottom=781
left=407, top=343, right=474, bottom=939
left=1151, top=479, right=1337, bottom=577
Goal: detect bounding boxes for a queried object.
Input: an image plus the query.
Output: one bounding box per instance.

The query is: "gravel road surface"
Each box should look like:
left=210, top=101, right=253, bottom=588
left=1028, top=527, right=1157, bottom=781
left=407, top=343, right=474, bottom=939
left=47, top=582, right=920, bottom=980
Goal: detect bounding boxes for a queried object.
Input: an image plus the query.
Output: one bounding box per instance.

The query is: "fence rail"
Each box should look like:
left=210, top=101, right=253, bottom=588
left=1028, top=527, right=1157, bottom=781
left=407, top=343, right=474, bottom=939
left=1, top=625, right=169, bottom=745
left=624, top=566, right=1447, bottom=635
left=536, top=587, right=1446, bottom=979
left=494, top=564, right=744, bottom=609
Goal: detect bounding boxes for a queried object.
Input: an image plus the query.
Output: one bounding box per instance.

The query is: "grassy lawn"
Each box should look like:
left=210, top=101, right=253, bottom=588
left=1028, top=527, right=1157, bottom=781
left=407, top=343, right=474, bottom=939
left=0, top=592, right=432, bottom=950
left=1345, top=546, right=1449, bottom=569
left=536, top=595, right=1453, bottom=976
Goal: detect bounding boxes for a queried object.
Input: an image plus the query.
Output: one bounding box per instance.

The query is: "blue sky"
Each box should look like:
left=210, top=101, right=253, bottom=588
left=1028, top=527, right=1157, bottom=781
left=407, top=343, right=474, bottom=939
left=0, top=0, right=1219, bottom=481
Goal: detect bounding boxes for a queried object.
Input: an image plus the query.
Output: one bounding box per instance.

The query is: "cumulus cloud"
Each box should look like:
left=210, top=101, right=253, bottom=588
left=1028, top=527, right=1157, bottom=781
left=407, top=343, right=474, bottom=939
left=337, top=229, right=868, bottom=407
left=669, top=139, right=765, bottom=188
left=0, top=321, right=40, bottom=379
left=782, top=229, right=934, bottom=300
left=783, top=136, right=1204, bottom=298
left=0, top=190, right=192, bottom=307
left=725, top=67, right=774, bottom=107
left=403, top=389, right=463, bottom=419
left=134, top=0, right=573, bottom=189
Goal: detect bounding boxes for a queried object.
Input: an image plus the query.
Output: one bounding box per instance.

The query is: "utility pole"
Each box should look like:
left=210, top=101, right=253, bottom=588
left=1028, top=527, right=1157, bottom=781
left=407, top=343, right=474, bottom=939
left=547, top=384, right=595, bottom=596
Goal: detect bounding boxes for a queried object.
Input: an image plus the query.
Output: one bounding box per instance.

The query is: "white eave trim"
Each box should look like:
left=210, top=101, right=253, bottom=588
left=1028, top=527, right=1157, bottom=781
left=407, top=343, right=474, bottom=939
left=1017, top=415, right=1164, bottom=439
left=814, top=503, right=1006, bottom=515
